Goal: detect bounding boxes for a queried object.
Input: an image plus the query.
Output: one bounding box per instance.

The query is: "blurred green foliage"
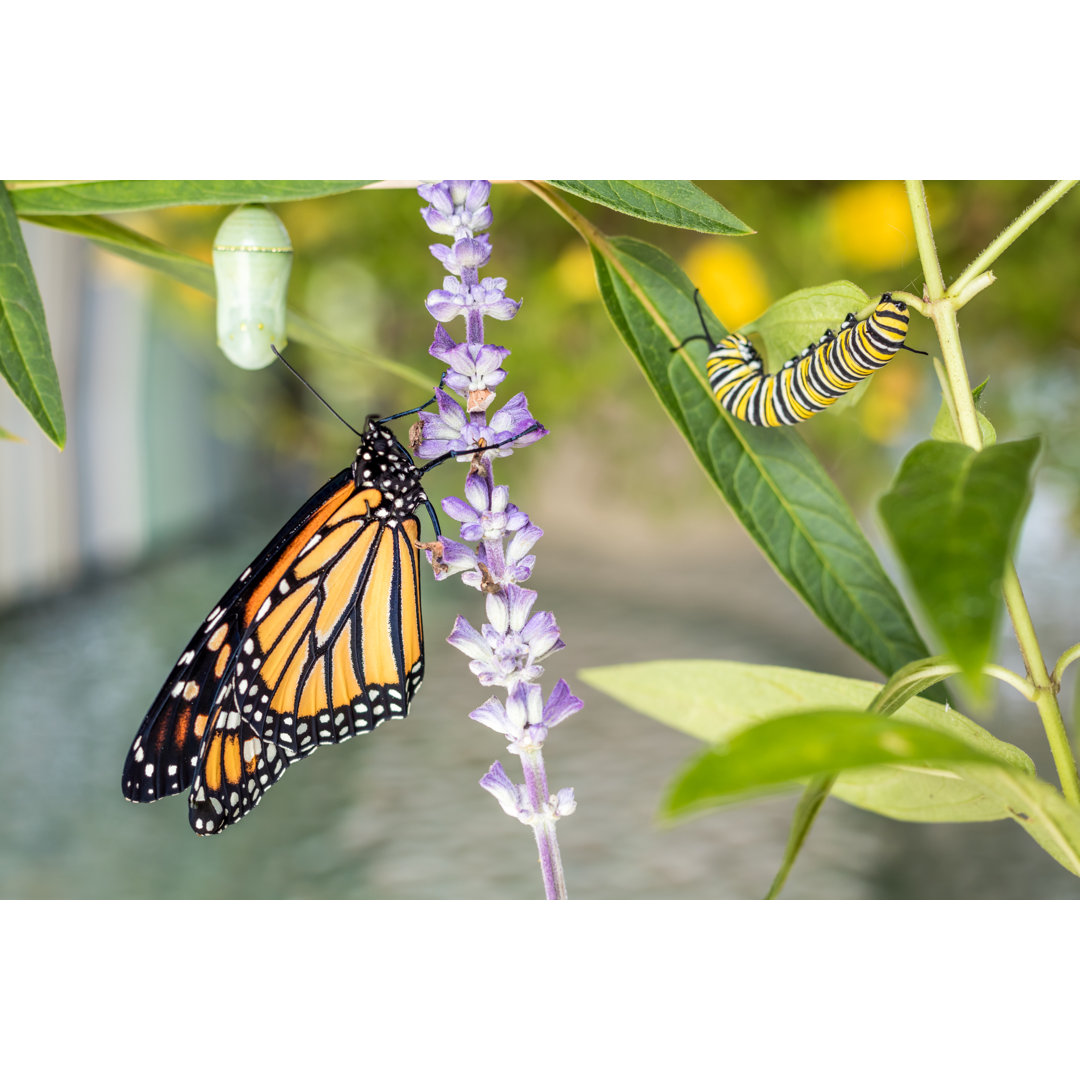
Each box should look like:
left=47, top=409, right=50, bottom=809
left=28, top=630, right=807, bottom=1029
left=136, top=181, right=1080, bottom=522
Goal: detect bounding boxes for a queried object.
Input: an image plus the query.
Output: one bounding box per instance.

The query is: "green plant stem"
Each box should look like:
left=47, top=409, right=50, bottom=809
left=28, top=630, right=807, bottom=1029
left=906, top=179, right=1080, bottom=808
left=1052, top=643, right=1080, bottom=688
left=984, top=664, right=1036, bottom=701
left=1003, top=565, right=1080, bottom=805
left=906, top=182, right=983, bottom=448
left=906, top=181, right=946, bottom=298
left=765, top=774, right=834, bottom=899
left=950, top=181, right=1078, bottom=299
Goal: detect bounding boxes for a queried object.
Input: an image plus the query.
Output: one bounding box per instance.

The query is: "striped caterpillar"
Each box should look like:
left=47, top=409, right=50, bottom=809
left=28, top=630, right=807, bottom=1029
left=677, top=291, right=924, bottom=426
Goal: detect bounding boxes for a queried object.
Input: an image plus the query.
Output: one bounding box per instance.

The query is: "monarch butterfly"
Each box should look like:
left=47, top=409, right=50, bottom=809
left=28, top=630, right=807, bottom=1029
left=676, top=291, right=923, bottom=426
left=122, top=373, right=537, bottom=835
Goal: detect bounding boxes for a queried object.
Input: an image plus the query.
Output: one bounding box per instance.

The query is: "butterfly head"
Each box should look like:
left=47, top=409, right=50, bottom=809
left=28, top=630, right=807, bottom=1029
left=351, top=417, right=427, bottom=514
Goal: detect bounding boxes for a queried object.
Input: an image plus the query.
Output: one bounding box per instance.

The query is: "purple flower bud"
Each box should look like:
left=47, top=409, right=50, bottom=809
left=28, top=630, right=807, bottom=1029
left=506, top=522, right=543, bottom=564
left=416, top=389, right=468, bottom=457
left=446, top=615, right=490, bottom=664
left=425, top=536, right=481, bottom=581
left=417, top=392, right=546, bottom=464
left=471, top=682, right=579, bottom=755
left=552, top=789, right=577, bottom=817
left=471, top=695, right=520, bottom=739
left=473, top=277, right=522, bottom=322
left=479, top=761, right=529, bottom=821
left=424, top=276, right=471, bottom=322
left=442, top=475, right=528, bottom=544
left=446, top=587, right=564, bottom=689
left=429, top=333, right=509, bottom=396
left=542, top=678, right=585, bottom=730
left=488, top=393, right=547, bottom=451
left=418, top=180, right=494, bottom=239
left=424, top=275, right=521, bottom=325
left=500, top=554, right=535, bottom=585
left=429, top=235, right=493, bottom=275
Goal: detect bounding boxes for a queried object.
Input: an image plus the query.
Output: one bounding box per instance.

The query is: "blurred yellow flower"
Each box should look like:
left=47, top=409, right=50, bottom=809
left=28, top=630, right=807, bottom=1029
left=684, top=240, right=770, bottom=330
left=825, top=182, right=915, bottom=269
left=554, top=243, right=598, bottom=301
left=858, top=356, right=924, bottom=442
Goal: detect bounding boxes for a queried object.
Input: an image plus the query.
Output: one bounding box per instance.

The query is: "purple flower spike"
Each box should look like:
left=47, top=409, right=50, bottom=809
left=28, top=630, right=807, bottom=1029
left=418, top=180, right=578, bottom=900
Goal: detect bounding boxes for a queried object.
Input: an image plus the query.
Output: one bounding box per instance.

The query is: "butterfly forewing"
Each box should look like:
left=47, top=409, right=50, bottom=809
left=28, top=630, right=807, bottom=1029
left=123, top=420, right=430, bottom=835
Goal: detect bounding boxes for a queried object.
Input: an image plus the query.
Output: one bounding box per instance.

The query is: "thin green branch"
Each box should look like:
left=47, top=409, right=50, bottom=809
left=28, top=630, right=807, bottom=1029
left=1003, top=565, right=1080, bottom=805
left=950, top=271, right=996, bottom=312
left=984, top=664, right=1036, bottom=701
left=1052, top=643, right=1080, bottom=688
left=765, top=774, right=834, bottom=899
left=950, top=181, right=1078, bottom=299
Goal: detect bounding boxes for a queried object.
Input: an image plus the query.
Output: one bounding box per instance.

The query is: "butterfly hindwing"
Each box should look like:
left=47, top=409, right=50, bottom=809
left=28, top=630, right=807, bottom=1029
left=121, top=575, right=257, bottom=804
left=187, top=674, right=292, bottom=833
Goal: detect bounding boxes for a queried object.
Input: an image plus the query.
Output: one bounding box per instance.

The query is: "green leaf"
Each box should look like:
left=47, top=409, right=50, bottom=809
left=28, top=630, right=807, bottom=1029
left=0, top=184, right=65, bottom=447
left=0, top=424, right=19, bottom=440
left=741, top=281, right=870, bottom=370
left=547, top=181, right=752, bottom=234
left=26, top=214, right=431, bottom=391
left=879, top=437, right=1040, bottom=694
left=23, top=213, right=214, bottom=292
left=7, top=180, right=377, bottom=216
left=765, top=655, right=958, bottom=895
left=931, top=373, right=996, bottom=446
left=955, top=765, right=1080, bottom=877
left=590, top=235, right=936, bottom=686
left=662, top=709, right=1010, bottom=819
left=578, top=660, right=1033, bottom=822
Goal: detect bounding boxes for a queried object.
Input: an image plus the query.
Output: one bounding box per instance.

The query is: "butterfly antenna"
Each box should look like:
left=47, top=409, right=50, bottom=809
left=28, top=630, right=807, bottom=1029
left=379, top=397, right=437, bottom=424
left=376, top=370, right=450, bottom=424
left=271, top=345, right=364, bottom=438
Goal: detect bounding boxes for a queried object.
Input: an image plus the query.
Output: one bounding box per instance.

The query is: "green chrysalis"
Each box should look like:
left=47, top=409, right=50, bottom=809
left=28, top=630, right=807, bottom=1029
left=212, top=205, right=293, bottom=370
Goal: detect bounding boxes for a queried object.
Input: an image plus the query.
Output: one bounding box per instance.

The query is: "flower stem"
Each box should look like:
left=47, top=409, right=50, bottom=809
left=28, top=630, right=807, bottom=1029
left=520, top=746, right=567, bottom=899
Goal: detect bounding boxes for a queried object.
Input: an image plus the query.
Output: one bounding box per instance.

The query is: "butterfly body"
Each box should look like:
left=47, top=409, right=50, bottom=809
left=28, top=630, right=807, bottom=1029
left=123, top=418, right=428, bottom=835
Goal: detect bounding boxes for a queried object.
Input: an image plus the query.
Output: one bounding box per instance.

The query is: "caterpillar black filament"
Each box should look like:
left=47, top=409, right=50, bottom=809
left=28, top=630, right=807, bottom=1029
left=677, top=291, right=921, bottom=427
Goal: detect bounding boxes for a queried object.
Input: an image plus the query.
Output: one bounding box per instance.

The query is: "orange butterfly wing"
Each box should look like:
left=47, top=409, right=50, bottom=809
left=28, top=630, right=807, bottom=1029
left=123, top=424, right=428, bottom=835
